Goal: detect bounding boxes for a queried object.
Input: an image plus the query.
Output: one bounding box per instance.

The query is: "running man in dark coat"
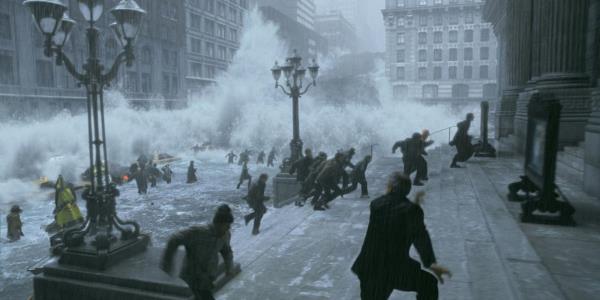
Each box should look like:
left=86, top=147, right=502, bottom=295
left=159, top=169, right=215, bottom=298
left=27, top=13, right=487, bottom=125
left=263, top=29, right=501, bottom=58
left=226, top=151, right=237, bottom=164
left=256, top=151, right=266, bottom=164
left=298, top=152, right=328, bottom=206
left=290, top=148, right=313, bottom=182
left=147, top=163, right=161, bottom=187
left=161, top=164, right=173, bottom=184
left=267, top=148, right=277, bottom=167
left=133, top=163, right=148, bottom=194
left=314, top=153, right=346, bottom=210
left=244, top=173, right=270, bottom=235
left=450, top=113, right=475, bottom=168
left=187, top=161, right=198, bottom=183
left=418, top=129, right=434, bottom=181
left=393, top=133, right=427, bottom=186
left=343, top=155, right=372, bottom=198
left=161, top=205, right=235, bottom=300
left=352, top=173, right=451, bottom=300
left=340, top=147, right=356, bottom=189
left=6, top=205, right=24, bottom=242
left=237, top=161, right=252, bottom=189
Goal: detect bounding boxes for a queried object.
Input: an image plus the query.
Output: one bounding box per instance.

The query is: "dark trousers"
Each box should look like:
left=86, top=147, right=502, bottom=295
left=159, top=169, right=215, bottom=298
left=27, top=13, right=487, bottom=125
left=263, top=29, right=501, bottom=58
left=359, top=268, right=438, bottom=300
left=404, top=157, right=427, bottom=182
left=344, top=176, right=368, bottom=196
left=320, top=180, right=343, bottom=205
left=237, top=175, right=252, bottom=189
left=245, top=204, right=266, bottom=231
left=191, top=288, right=214, bottom=300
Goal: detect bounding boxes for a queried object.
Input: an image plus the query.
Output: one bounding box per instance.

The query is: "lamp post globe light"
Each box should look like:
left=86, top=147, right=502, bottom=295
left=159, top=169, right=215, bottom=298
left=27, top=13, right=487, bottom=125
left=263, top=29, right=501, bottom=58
left=271, top=50, right=319, bottom=172
left=23, top=0, right=148, bottom=270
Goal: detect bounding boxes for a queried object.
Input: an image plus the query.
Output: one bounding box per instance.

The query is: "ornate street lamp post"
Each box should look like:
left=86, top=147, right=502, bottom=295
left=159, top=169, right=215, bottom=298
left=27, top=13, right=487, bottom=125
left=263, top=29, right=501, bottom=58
left=271, top=50, right=319, bottom=171
left=24, top=0, right=148, bottom=270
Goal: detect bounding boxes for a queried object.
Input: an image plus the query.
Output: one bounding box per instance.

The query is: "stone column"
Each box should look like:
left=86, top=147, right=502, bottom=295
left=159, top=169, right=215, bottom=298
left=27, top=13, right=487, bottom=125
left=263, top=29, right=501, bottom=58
left=495, top=0, right=522, bottom=139
left=585, top=87, right=600, bottom=196
left=512, top=0, right=535, bottom=152
left=514, top=0, right=592, bottom=151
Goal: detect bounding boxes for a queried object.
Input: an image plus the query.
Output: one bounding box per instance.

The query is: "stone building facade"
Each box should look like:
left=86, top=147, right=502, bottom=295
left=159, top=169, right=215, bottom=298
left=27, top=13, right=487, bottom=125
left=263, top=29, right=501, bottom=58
left=0, top=0, right=187, bottom=119
left=483, top=0, right=600, bottom=196
left=382, top=0, right=498, bottom=105
left=184, top=0, right=248, bottom=94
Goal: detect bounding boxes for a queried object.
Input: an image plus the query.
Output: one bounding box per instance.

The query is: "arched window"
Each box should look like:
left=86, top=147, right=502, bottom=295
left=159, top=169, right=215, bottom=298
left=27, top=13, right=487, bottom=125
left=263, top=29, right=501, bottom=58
left=422, top=84, right=439, bottom=98
left=452, top=84, right=469, bottom=98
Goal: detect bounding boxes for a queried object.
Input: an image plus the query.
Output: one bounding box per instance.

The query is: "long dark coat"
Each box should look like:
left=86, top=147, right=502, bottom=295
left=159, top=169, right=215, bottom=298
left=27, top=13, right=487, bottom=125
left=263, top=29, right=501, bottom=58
left=451, top=120, right=474, bottom=162
left=352, top=193, right=436, bottom=284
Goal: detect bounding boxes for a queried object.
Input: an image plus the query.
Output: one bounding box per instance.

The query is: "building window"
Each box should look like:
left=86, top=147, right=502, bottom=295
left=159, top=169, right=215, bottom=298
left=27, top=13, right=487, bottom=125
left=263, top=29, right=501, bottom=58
left=480, top=47, right=489, bottom=60
left=126, top=71, right=138, bottom=92
left=434, top=13, right=443, bottom=26
left=445, top=49, right=456, bottom=62
left=204, top=19, right=215, bottom=35
left=449, top=13, right=458, bottom=25
left=419, top=15, right=428, bottom=26
left=218, top=46, right=226, bottom=60
left=465, top=12, right=474, bottom=24
left=206, top=0, right=214, bottom=13
left=481, top=28, right=490, bottom=42
left=141, top=73, right=152, bottom=93
left=434, top=0, right=443, bottom=5
left=397, top=49, right=405, bottom=62
left=171, top=76, right=178, bottom=95
left=434, top=31, right=442, bottom=43
left=396, top=67, right=405, bottom=80
left=0, top=13, right=11, bottom=40
left=418, top=32, right=427, bottom=44
left=162, top=73, right=170, bottom=95
left=433, top=67, right=442, bottom=79
left=449, top=66, right=457, bottom=79
left=0, top=51, right=15, bottom=84
left=206, top=65, right=216, bottom=78
left=480, top=65, right=489, bottom=79
left=418, top=67, right=427, bottom=80
left=191, top=38, right=202, bottom=53
left=418, top=49, right=427, bottom=62
left=434, top=49, right=442, bottom=61
left=141, top=47, right=152, bottom=65
left=36, top=59, right=54, bottom=87
left=464, top=66, right=473, bottom=79
left=218, top=2, right=226, bottom=18
left=229, top=7, right=237, bottom=22
left=217, top=24, right=226, bottom=38
left=419, top=0, right=428, bottom=5
left=423, top=84, right=438, bottom=98
left=397, top=17, right=405, bottom=27
left=206, top=42, right=215, bottom=57
left=230, top=29, right=238, bottom=42
left=464, top=48, right=473, bottom=60
left=191, top=0, right=202, bottom=8
left=464, top=30, right=473, bottom=42
left=191, top=13, right=202, bottom=30
left=191, top=62, right=203, bottom=77
left=449, top=30, right=458, bottom=43
left=397, top=0, right=406, bottom=7
left=397, top=32, right=405, bottom=44
left=394, top=85, right=408, bottom=98
left=452, top=84, right=469, bottom=97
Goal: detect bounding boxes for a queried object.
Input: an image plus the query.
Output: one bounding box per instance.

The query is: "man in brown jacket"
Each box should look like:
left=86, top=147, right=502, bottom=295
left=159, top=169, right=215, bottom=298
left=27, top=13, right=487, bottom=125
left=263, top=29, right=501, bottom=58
left=161, top=205, right=235, bottom=300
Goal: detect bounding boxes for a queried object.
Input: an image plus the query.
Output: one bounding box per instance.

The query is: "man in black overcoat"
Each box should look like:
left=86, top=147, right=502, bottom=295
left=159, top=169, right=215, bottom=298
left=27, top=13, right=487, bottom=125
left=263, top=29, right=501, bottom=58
left=450, top=113, right=475, bottom=168
left=352, top=172, right=451, bottom=300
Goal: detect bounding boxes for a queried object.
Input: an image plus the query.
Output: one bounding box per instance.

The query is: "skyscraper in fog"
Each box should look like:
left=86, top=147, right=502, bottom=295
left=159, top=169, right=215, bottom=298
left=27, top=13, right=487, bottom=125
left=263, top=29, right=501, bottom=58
left=256, top=0, right=316, bottom=30
left=383, top=0, right=499, bottom=104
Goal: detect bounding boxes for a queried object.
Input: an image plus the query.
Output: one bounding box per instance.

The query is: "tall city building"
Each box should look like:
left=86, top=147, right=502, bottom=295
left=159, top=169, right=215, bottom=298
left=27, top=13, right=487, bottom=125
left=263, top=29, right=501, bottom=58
left=256, top=0, right=316, bottom=30
left=254, top=0, right=327, bottom=58
left=314, top=0, right=360, bottom=26
left=0, top=0, right=187, bottom=119
left=184, top=0, right=249, bottom=94
left=314, top=12, right=357, bottom=53
left=382, top=0, right=498, bottom=104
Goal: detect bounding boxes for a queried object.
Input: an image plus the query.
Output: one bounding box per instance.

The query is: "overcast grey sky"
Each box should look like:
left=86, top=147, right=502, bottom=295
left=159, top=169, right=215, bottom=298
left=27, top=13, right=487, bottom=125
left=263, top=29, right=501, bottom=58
left=357, top=0, right=386, bottom=52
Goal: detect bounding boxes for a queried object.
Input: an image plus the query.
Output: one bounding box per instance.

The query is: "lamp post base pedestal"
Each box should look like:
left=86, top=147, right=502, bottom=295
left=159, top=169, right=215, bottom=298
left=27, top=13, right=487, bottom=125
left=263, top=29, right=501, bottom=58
left=33, top=247, right=241, bottom=300
left=272, top=173, right=301, bottom=208
left=58, top=234, right=150, bottom=270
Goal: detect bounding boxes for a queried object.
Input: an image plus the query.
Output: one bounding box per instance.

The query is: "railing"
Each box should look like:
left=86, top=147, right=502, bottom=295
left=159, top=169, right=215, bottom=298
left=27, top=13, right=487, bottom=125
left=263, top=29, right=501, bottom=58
left=429, top=126, right=457, bottom=143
